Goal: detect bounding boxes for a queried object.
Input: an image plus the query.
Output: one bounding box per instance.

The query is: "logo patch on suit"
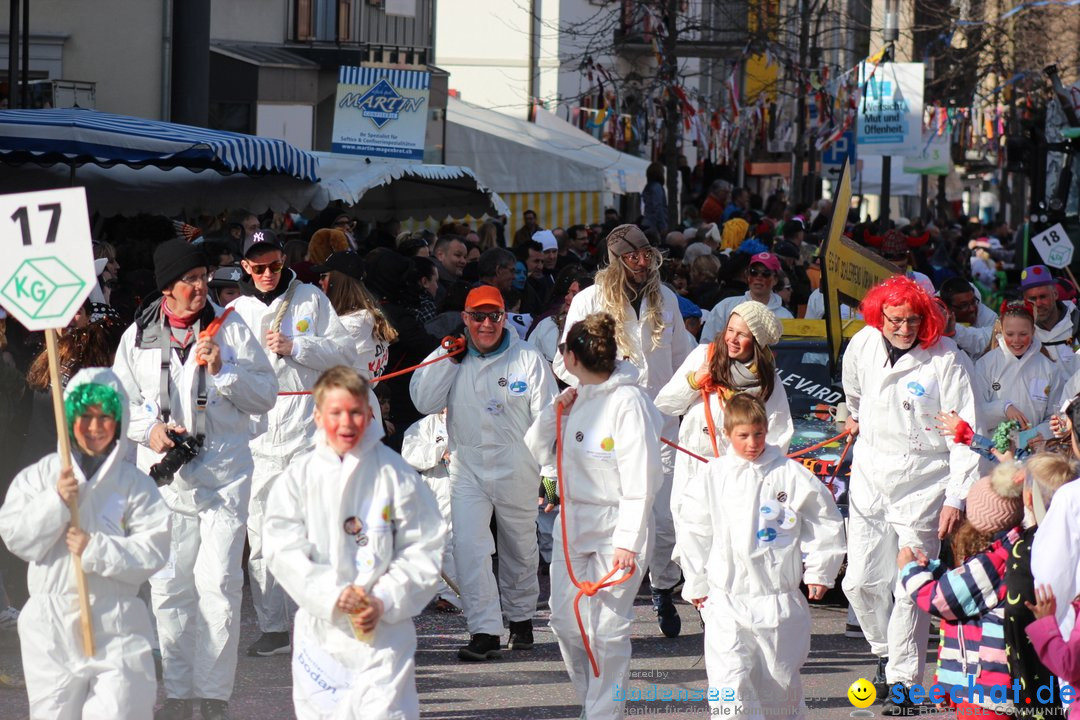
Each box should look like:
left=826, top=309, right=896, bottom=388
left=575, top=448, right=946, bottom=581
left=575, top=431, right=584, bottom=442
left=992, top=381, right=1001, bottom=391
left=498, top=377, right=508, bottom=387
left=600, top=437, right=615, bottom=451
left=295, top=317, right=311, bottom=333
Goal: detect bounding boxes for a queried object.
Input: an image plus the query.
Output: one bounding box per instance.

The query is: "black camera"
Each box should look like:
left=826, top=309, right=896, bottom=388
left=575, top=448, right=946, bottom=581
left=149, top=430, right=203, bottom=486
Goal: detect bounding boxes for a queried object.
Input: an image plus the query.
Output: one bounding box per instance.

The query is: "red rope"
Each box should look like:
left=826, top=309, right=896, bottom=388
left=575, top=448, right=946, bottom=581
left=556, top=409, right=635, bottom=679
left=277, top=336, right=466, bottom=396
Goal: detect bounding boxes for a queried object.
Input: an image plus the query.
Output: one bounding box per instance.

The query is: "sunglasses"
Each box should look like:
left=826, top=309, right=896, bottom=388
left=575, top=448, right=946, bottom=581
left=246, top=260, right=284, bottom=275
left=747, top=267, right=775, bottom=278
left=465, top=310, right=504, bottom=323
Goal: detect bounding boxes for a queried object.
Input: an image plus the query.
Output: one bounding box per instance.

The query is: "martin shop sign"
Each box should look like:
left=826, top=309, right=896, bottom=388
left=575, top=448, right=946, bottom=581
left=331, top=66, right=430, bottom=161
left=856, top=62, right=924, bottom=157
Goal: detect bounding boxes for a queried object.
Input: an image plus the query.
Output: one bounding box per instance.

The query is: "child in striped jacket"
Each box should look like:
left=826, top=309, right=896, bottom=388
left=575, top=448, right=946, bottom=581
left=898, top=461, right=1026, bottom=719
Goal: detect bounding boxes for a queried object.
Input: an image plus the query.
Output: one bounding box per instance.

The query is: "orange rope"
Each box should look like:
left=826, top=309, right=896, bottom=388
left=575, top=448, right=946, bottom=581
left=824, top=432, right=856, bottom=496
left=786, top=430, right=851, bottom=458
left=660, top=436, right=711, bottom=463
left=277, top=336, right=467, bottom=396
left=556, top=409, right=636, bottom=679
left=701, top=389, right=721, bottom=458
left=661, top=428, right=852, bottom=464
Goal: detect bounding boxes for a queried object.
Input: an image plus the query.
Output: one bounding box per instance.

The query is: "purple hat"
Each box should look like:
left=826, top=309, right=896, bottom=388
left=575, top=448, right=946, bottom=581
left=1020, top=265, right=1055, bottom=291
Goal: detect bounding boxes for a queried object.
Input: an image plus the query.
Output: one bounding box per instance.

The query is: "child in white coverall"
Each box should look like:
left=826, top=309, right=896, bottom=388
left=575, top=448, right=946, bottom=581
left=525, top=312, right=663, bottom=720
left=263, top=366, right=446, bottom=720
left=683, top=393, right=845, bottom=718
left=0, top=367, right=171, bottom=719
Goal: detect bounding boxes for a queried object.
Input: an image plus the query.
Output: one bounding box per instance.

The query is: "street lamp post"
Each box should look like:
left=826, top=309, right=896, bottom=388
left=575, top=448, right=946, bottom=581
left=879, top=0, right=899, bottom=228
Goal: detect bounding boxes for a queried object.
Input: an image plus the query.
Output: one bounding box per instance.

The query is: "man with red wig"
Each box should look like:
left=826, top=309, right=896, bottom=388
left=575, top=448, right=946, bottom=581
left=840, top=275, right=979, bottom=715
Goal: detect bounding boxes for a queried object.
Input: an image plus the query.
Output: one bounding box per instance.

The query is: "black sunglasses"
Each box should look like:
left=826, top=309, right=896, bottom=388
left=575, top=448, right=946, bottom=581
left=747, top=267, right=774, bottom=278
left=465, top=311, right=504, bottom=323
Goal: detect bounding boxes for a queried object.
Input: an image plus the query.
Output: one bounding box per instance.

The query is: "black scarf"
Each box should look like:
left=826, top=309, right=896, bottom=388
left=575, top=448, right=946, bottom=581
left=240, top=268, right=295, bottom=306
left=883, top=336, right=914, bottom=366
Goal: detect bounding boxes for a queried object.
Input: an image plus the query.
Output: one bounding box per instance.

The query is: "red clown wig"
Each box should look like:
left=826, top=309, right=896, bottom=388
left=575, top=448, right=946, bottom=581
left=860, top=275, right=945, bottom=348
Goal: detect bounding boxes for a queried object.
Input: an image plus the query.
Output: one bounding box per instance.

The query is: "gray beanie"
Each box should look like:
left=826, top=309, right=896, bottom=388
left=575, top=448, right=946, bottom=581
left=731, top=300, right=783, bottom=347
left=606, top=224, right=650, bottom=262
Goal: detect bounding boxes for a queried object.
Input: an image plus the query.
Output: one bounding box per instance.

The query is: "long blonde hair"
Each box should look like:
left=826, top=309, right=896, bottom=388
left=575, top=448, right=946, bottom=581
left=594, top=247, right=666, bottom=362
left=325, top=270, right=399, bottom=344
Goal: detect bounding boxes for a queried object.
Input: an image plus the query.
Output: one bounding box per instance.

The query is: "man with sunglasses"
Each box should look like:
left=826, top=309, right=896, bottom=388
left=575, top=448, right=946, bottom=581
left=410, top=286, right=557, bottom=661
left=701, top=252, right=792, bottom=341
left=938, top=277, right=997, bottom=361
left=841, top=275, right=979, bottom=715
left=228, top=228, right=359, bottom=661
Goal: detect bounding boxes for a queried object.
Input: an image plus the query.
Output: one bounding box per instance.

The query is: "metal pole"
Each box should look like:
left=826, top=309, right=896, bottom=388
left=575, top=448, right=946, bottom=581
left=880, top=156, right=892, bottom=226
left=7, top=0, right=19, bottom=109
left=19, top=0, right=27, bottom=107
left=920, top=174, right=928, bottom=222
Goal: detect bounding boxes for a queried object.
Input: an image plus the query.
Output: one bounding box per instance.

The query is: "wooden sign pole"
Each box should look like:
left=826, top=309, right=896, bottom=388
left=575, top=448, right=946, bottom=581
left=45, top=328, right=95, bottom=657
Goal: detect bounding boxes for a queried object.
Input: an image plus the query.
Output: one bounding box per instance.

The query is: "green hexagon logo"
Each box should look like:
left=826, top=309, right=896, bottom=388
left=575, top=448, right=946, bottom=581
left=1, top=257, right=87, bottom=322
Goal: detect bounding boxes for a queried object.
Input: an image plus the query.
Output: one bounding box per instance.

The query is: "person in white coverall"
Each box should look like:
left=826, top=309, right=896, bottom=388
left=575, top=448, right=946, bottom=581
left=554, top=224, right=692, bottom=638
left=229, top=230, right=358, bottom=658
left=401, top=409, right=461, bottom=610
left=655, top=300, right=792, bottom=604
left=1021, top=263, right=1080, bottom=375
left=526, top=313, right=662, bottom=720
left=938, top=278, right=998, bottom=361
left=972, top=301, right=1066, bottom=449
left=700, top=252, right=793, bottom=340
left=410, top=284, right=557, bottom=660
left=840, top=276, right=979, bottom=715
left=264, top=366, right=445, bottom=720
left=0, top=368, right=171, bottom=720
left=685, top=393, right=844, bottom=718
left=112, top=239, right=277, bottom=720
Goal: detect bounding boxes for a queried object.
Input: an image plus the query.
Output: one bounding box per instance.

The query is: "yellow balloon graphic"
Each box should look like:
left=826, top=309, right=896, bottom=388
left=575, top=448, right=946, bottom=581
left=847, top=678, right=877, bottom=709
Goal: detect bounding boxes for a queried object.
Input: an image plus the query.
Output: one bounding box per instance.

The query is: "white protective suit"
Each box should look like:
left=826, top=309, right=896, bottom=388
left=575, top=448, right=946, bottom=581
left=340, top=309, right=389, bottom=379
left=0, top=367, right=171, bottom=720
left=410, top=330, right=557, bottom=635
left=701, top=292, right=792, bottom=341
left=951, top=302, right=998, bottom=360
left=264, top=421, right=445, bottom=720
left=973, top=337, right=1066, bottom=442
left=529, top=315, right=561, bottom=364
left=840, top=326, right=979, bottom=686
left=1035, top=300, right=1080, bottom=376
left=524, top=361, right=662, bottom=720
left=553, top=283, right=692, bottom=591
left=694, top=445, right=844, bottom=718
left=654, top=343, right=794, bottom=602
left=112, top=298, right=277, bottom=701
left=1032, top=480, right=1080, bottom=641
left=400, top=412, right=460, bottom=607
left=230, top=276, right=358, bottom=635
left=804, top=289, right=859, bottom=321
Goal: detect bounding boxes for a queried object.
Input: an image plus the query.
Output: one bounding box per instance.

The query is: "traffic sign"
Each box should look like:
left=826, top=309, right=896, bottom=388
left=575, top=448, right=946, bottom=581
left=822, top=130, right=856, bottom=177
left=1031, top=222, right=1075, bottom=269
left=0, top=188, right=94, bottom=331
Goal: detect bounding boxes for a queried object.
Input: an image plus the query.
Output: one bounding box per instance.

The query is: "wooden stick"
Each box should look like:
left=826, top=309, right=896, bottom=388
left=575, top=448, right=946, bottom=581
left=45, top=329, right=95, bottom=657
left=1066, top=266, right=1080, bottom=296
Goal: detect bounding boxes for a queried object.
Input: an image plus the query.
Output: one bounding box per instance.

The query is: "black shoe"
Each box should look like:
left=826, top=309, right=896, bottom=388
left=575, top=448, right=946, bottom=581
left=652, top=588, right=682, bottom=638
left=155, top=699, right=194, bottom=720
left=880, top=687, right=917, bottom=716
left=246, top=631, right=291, bottom=657
left=872, top=656, right=889, bottom=694
left=507, top=620, right=534, bottom=650
left=457, top=633, right=502, bottom=661
left=200, top=699, right=229, bottom=720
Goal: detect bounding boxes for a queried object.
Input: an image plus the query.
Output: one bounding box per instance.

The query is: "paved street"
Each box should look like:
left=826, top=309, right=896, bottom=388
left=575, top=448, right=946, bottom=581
left=0, top=574, right=931, bottom=719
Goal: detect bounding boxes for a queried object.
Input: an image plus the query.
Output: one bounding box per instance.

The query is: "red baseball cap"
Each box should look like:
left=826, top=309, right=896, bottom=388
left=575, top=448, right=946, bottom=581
left=465, top=285, right=505, bottom=310
left=749, top=252, right=782, bottom=274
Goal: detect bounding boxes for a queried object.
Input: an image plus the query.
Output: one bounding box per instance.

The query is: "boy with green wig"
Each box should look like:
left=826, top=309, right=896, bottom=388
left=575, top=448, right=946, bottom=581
left=0, top=367, right=170, bottom=719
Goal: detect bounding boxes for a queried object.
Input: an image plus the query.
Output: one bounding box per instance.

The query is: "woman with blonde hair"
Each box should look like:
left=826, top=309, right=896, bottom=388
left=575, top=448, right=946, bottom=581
left=478, top=221, right=500, bottom=252
left=314, top=251, right=398, bottom=380
left=553, top=224, right=692, bottom=637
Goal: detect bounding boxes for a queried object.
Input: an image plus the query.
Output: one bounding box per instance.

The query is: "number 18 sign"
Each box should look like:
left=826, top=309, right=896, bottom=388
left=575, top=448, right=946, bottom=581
left=1031, top=222, right=1075, bottom=270
left=0, top=187, right=95, bottom=331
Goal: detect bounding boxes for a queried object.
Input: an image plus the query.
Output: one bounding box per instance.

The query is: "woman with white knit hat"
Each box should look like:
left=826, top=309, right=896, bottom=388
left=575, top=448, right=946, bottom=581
left=656, top=299, right=793, bottom=604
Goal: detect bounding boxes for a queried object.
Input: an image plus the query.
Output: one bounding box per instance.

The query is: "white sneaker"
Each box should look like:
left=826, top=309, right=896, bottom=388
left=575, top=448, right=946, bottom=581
left=0, top=606, right=18, bottom=632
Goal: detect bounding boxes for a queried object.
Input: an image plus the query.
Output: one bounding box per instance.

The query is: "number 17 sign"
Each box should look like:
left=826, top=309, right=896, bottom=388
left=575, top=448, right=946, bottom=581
left=0, top=187, right=94, bottom=331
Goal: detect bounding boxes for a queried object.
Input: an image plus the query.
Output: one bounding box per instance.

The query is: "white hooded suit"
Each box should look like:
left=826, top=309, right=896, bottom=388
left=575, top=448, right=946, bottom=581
left=0, top=367, right=171, bottom=719
left=525, top=361, right=662, bottom=720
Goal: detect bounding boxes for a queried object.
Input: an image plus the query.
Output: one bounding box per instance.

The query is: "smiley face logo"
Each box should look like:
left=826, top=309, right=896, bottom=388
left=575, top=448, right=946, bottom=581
left=847, top=678, right=876, bottom=708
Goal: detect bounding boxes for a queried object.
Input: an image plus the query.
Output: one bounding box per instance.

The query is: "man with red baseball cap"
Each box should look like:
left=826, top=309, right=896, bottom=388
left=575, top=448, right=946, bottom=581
left=701, top=252, right=793, bottom=340
left=410, top=285, right=557, bottom=661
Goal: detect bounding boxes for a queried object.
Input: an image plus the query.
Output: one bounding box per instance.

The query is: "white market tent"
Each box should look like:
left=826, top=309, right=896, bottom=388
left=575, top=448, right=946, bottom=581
left=445, top=96, right=650, bottom=228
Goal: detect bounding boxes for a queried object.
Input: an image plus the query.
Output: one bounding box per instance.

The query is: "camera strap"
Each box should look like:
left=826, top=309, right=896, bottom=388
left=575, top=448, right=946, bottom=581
left=158, top=313, right=206, bottom=436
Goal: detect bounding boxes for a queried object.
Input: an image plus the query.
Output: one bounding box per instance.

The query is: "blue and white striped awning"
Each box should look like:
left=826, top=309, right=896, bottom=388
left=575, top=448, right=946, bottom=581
left=0, top=108, right=320, bottom=181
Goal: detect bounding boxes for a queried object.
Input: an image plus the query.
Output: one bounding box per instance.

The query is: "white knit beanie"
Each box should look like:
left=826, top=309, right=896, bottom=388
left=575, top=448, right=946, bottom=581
left=731, top=300, right=783, bottom=347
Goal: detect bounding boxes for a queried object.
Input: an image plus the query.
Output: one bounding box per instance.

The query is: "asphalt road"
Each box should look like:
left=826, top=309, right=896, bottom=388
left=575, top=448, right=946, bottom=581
left=0, top=575, right=932, bottom=719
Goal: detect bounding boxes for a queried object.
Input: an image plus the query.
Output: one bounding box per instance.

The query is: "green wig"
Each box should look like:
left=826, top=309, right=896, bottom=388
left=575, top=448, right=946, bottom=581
left=65, top=382, right=123, bottom=441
